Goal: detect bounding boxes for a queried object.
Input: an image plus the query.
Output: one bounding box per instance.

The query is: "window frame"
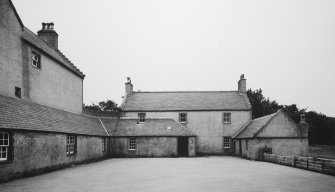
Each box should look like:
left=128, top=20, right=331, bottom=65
left=31, top=51, right=41, bottom=69
left=223, top=137, right=231, bottom=149
left=0, top=132, right=9, bottom=161
left=138, top=113, right=146, bottom=123
left=128, top=138, right=136, bottom=151
left=66, top=135, right=77, bottom=155
left=223, top=112, right=231, bottom=124
left=179, top=113, right=187, bottom=123
left=0, top=132, right=12, bottom=163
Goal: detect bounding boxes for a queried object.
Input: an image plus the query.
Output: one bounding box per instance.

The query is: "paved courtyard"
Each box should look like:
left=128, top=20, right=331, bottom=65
left=1, top=157, right=335, bottom=192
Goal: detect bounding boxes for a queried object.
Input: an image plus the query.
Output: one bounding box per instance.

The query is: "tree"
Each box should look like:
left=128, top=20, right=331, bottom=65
left=247, top=88, right=335, bottom=145
left=84, top=99, right=121, bottom=112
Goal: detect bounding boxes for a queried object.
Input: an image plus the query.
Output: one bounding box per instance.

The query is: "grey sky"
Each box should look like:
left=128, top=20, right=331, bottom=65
left=13, top=0, right=335, bottom=116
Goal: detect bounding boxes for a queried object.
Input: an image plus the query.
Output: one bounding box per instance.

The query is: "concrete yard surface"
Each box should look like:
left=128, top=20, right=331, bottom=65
left=1, top=157, right=335, bottom=192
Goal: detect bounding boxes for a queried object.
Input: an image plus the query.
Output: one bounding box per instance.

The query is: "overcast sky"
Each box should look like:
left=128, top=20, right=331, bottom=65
left=13, top=0, right=335, bottom=116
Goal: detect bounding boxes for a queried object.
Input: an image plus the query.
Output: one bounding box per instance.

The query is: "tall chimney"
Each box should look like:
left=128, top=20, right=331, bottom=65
left=238, top=74, right=246, bottom=93
left=37, top=22, right=58, bottom=49
left=125, top=77, right=133, bottom=95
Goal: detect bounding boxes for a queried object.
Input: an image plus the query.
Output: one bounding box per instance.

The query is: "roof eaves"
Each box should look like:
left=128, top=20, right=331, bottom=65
left=22, top=28, right=85, bottom=79
left=253, top=109, right=282, bottom=138
left=123, top=109, right=252, bottom=112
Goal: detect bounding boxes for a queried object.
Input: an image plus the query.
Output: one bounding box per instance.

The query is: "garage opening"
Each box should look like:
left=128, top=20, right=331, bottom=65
left=178, top=137, right=189, bottom=157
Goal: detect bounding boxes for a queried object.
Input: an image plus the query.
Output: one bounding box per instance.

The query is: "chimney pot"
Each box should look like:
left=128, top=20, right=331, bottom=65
left=37, top=22, right=58, bottom=49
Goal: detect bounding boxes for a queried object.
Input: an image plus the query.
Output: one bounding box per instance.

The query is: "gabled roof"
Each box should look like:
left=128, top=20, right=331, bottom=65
left=8, top=0, right=24, bottom=29
left=101, top=118, right=195, bottom=137
left=122, top=91, right=251, bottom=112
left=22, top=27, right=85, bottom=79
left=233, top=110, right=281, bottom=138
left=0, top=95, right=107, bottom=136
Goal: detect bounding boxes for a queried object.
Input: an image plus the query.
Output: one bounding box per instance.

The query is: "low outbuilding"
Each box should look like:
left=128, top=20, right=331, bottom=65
left=233, top=109, right=308, bottom=160
left=102, top=117, right=196, bottom=157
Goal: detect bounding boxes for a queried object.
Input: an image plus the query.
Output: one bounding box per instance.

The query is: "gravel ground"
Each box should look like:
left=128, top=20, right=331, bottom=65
left=1, top=156, right=335, bottom=192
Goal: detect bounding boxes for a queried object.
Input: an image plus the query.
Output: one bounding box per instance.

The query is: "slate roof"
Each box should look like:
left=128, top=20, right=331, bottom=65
left=122, top=91, right=251, bottom=111
left=102, top=118, right=195, bottom=137
left=22, top=27, right=85, bottom=78
left=234, top=110, right=281, bottom=138
left=0, top=95, right=107, bottom=136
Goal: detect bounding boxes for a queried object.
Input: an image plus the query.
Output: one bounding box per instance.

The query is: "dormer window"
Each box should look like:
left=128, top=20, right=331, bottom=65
left=138, top=113, right=146, bottom=123
left=32, top=52, right=41, bottom=68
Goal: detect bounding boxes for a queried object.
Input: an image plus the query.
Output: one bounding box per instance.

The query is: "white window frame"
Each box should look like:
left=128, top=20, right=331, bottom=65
left=138, top=113, right=146, bottom=123
left=66, top=135, right=76, bottom=155
left=128, top=138, right=136, bottom=151
left=223, top=137, right=231, bottom=149
left=32, top=52, right=41, bottom=68
left=0, top=132, right=9, bottom=161
left=223, top=113, right=231, bottom=124
left=179, top=113, right=187, bottom=123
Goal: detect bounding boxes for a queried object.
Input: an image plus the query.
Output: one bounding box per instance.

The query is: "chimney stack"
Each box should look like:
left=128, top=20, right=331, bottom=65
left=298, top=114, right=309, bottom=138
left=37, top=22, right=58, bottom=49
left=125, top=77, right=133, bottom=95
left=238, top=74, right=246, bottom=93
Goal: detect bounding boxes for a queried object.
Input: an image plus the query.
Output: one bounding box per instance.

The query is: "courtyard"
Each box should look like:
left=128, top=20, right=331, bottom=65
left=1, top=157, right=335, bottom=192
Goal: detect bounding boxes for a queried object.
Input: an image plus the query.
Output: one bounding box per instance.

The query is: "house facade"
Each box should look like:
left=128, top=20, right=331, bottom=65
left=121, top=76, right=252, bottom=155
left=0, top=0, right=107, bottom=182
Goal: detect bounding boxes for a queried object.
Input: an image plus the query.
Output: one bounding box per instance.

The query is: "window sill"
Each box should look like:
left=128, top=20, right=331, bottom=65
left=66, top=153, right=76, bottom=156
left=128, top=149, right=136, bottom=151
left=0, top=160, right=14, bottom=164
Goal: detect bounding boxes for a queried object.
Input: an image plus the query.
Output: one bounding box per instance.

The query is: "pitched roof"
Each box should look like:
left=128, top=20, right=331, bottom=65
left=234, top=110, right=281, bottom=138
left=21, top=27, right=85, bottom=79
left=101, top=118, right=195, bottom=137
left=0, top=95, right=107, bottom=136
left=122, top=91, right=251, bottom=111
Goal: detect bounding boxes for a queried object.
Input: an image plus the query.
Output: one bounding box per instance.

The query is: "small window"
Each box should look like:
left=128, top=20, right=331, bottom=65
left=179, top=113, right=187, bottom=123
left=66, top=135, right=76, bottom=155
left=32, top=52, right=41, bottom=68
left=102, top=138, right=107, bottom=152
left=138, top=113, right=146, bottom=123
left=15, top=87, right=21, bottom=98
left=223, top=113, right=231, bottom=123
left=223, top=137, right=231, bottom=149
left=0, top=132, right=10, bottom=161
left=128, top=138, right=136, bottom=150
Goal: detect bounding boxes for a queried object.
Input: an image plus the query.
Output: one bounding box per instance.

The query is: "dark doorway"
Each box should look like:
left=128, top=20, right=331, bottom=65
left=178, top=137, right=189, bottom=157
left=239, top=139, right=242, bottom=156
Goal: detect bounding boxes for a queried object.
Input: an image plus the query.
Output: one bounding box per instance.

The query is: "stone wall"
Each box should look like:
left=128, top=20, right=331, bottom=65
left=123, top=111, right=251, bottom=154
left=21, top=42, right=83, bottom=114
left=0, top=130, right=107, bottom=182
left=110, top=136, right=196, bottom=157
left=239, top=138, right=309, bottom=160
left=0, top=0, right=24, bottom=99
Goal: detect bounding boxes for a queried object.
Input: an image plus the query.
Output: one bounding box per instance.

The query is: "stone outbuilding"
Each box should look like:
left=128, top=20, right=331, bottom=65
left=101, top=117, right=196, bottom=157
left=233, top=109, right=309, bottom=160
left=0, top=95, right=109, bottom=182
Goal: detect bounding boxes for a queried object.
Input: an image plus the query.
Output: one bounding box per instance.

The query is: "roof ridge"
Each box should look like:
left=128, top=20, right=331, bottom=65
left=132, top=91, right=239, bottom=93
left=0, top=94, right=85, bottom=118
left=253, top=109, right=282, bottom=137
